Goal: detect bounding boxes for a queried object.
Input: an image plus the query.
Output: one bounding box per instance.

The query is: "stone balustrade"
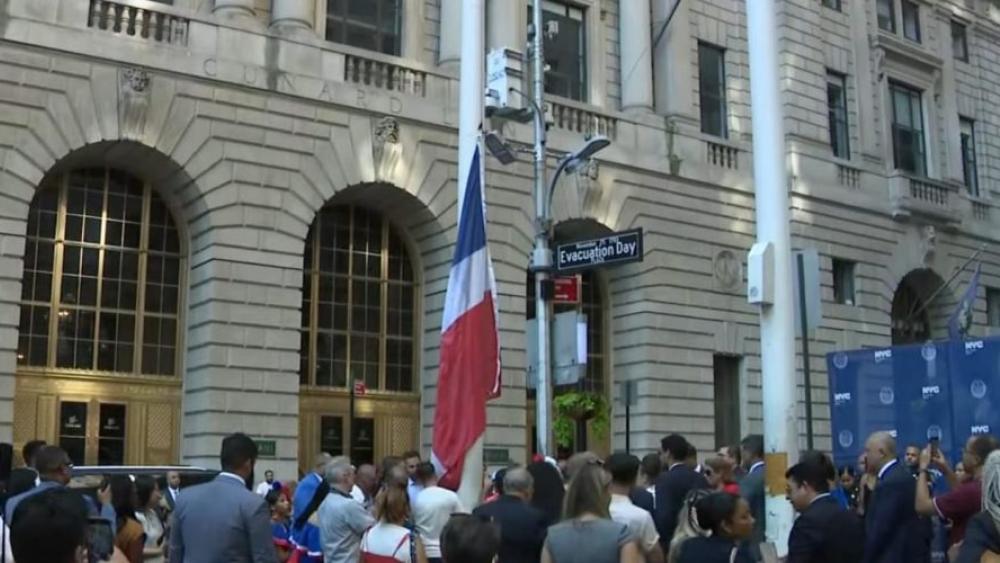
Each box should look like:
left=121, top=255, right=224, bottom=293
left=88, top=0, right=189, bottom=46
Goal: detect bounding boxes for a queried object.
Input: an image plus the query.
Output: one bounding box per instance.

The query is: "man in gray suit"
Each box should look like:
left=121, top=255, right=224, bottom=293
left=739, top=434, right=766, bottom=562
left=169, top=433, right=276, bottom=563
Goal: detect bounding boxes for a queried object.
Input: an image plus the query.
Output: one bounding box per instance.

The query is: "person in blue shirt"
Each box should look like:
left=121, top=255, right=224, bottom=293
left=4, top=445, right=115, bottom=534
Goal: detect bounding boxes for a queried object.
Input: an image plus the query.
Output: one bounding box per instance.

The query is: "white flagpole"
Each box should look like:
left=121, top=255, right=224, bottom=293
left=454, top=0, right=486, bottom=511
left=746, top=0, right=797, bottom=554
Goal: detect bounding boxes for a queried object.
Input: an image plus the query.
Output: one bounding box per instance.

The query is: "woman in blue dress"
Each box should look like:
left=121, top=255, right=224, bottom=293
left=290, top=480, right=329, bottom=563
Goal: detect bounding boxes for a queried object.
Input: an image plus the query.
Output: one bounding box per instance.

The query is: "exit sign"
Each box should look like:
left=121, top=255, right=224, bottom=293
left=553, top=275, right=581, bottom=304
left=255, top=439, right=277, bottom=459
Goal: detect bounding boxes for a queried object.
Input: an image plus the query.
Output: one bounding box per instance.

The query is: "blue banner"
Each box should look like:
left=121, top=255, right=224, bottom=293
left=827, top=337, right=1000, bottom=468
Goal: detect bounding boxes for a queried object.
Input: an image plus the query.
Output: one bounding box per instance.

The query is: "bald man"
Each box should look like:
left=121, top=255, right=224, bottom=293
left=861, top=432, right=930, bottom=563
left=473, top=467, right=548, bottom=563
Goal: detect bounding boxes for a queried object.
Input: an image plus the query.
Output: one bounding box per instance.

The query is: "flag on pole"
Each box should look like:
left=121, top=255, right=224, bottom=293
left=949, top=262, right=981, bottom=341
left=432, top=145, right=501, bottom=491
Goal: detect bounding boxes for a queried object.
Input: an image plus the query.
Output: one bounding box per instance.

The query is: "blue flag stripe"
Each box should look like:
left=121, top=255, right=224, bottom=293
left=452, top=147, right=487, bottom=266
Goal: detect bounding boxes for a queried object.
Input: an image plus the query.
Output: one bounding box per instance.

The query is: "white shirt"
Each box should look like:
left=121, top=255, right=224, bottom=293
left=255, top=481, right=273, bottom=496
left=609, top=494, right=660, bottom=553
left=413, top=486, right=467, bottom=558
left=350, top=484, right=365, bottom=504
left=361, top=521, right=413, bottom=563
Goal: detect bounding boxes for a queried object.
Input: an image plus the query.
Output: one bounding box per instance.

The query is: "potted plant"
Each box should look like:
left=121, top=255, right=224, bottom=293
left=552, top=391, right=610, bottom=449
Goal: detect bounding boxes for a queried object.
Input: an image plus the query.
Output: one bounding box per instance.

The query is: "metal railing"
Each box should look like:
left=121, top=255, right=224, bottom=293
left=88, top=0, right=189, bottom=46
left=343, top=54, right=428, bottom=97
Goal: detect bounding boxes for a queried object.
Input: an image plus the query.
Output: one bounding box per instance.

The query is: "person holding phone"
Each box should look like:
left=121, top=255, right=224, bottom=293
left=916, top=434, right=1000, bottom=552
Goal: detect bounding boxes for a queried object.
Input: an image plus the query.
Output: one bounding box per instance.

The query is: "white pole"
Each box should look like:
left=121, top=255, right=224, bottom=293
left=531, top=0, right=553, bottom=460
left=746, top=0, right=798, bottom=556
left=455, top=0, right=486, bottom=510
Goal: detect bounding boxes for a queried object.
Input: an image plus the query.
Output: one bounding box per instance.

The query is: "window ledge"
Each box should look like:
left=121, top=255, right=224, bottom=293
left=874, top=30, right=943, bottom=72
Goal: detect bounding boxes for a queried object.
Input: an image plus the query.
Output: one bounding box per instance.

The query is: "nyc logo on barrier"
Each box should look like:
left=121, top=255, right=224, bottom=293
left=827, top=337, right=1000, bottom=467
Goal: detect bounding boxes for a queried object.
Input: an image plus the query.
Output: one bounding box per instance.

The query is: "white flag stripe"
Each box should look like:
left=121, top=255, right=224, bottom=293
left=441, top=247, right=494, bottom=332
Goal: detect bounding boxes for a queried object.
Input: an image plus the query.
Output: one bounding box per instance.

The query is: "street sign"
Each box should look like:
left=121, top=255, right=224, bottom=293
left=556, top=229, right=644, bottom=272
left=527, top=311, right=588, bottom=387
left=353, top=380, right=367, bottom=396
left=255, top=439, right=276, bottom=459
left=553, top=275, right=581, bottom=304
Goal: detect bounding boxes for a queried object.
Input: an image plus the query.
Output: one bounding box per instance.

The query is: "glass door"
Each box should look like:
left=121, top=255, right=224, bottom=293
left=59, top=401, right=88, bottom=466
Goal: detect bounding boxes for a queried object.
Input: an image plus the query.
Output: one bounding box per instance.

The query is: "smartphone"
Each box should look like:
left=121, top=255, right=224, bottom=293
left=929, top=437, right=940, bottom=459
left=87, top=518, right=114, bottom=563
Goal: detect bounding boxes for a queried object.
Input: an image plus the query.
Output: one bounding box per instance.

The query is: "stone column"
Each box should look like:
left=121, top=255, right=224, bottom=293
left=439, top=0, right=462, bottom=68
left=488, top=0, right=523, bottom=53
left=620, top=0, right=653, bottom=112
left=270, top=0, right=314, bottom=35
left=403, top=1, right=425, bottom=62
left=213, top=0, right=255, bottom=18
left=652, top=0, right=695, bottom=120
left=937, top=14, right=963, bottom=183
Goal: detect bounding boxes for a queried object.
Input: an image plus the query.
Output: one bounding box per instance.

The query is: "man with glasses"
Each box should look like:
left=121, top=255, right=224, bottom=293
left=3, top=446, right=114, bottom=531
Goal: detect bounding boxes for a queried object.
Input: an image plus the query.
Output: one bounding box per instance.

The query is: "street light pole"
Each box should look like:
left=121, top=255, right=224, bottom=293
left=530, top=0, right=553, bottom=459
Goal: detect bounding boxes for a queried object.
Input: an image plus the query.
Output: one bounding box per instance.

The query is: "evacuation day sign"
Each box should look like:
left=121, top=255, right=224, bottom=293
left=555, top=229, right=644, bottom=272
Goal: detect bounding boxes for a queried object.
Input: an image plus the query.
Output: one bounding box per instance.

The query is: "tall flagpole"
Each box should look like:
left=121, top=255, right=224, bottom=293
left=455, top=0, right=486, bottom=510
left=746, top=0, right=798, bottom=554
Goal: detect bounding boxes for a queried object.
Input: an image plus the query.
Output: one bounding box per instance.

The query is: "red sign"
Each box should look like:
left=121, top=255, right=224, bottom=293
left=353, top=380, right=367, bottom=396
left=553, top=276, right=581, bottom=304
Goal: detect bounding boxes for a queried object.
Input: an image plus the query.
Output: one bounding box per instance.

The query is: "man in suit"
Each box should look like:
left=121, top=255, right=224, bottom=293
left=739, top=434, right=765, bottom=560
left=654, top=434, right=709, bottom=549
left=169, top=433, right=276, bottom=563
left=862, top=431, right=931, bottom=563
left=472, top=466, right=548, bottom=563
left=785, top=457, right=864, bottom=563
left=163, top=470, right=181, bottom=512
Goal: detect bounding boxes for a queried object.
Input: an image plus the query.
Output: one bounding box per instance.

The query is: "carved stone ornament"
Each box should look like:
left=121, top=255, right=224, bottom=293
left=714, top=249, right=742, bottom=291
left=372, top=116, right=401, bottom=182
left=118, top=67, right=151, bottom=141
left=920, top=224, right=936, bottom=266
left=573, top=159, right=601, bottom=216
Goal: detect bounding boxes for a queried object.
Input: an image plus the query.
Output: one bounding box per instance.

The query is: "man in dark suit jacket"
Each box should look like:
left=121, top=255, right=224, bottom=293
left=740, top=434, right=766, bottom=561
left=785, top=457, right=864, bottom=563
left=862, top=431, right=931, bottom=563
left=630, top=486, right=655, bottom=514
left=169, top=433, right=276, bottom=563
left=472, top=467, right=548, bottom=563
left=654, top=434, right=708, bottom=549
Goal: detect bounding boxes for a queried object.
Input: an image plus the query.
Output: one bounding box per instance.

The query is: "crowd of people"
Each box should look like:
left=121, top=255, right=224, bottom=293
left=7, top=427, right=1000, bottom=563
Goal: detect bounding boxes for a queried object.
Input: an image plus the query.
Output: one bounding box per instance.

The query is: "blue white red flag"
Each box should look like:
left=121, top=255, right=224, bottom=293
left=431, top=145, right=501, bottom=491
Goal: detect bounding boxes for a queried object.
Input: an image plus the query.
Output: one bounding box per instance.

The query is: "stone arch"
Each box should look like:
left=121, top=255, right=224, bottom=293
left=3, top=139, right=200, bottom=461
left=891, top=268, right=955, bottom=344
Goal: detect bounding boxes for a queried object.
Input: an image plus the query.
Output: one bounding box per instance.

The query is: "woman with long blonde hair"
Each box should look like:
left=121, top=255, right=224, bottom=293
left=540, top=464, right=642, bottom=563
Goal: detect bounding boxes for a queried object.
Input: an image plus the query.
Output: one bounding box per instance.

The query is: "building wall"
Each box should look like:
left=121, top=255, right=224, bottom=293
left=0, top=0, right=999, bottom=473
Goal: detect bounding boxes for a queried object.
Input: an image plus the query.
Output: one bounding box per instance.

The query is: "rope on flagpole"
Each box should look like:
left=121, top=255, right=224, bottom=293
left=904, top=243, right=986, bottom=323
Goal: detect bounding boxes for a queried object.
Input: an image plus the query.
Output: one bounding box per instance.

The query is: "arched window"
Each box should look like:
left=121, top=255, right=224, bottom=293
left=300, top=206, right=416, bottom=392
left=17, top=169, right=182, bottom=376
left=526, top=270, right=606, bottom=393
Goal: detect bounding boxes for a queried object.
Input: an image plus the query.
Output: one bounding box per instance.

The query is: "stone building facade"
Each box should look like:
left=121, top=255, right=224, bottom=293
left=0, top=0, right=999, bottom=476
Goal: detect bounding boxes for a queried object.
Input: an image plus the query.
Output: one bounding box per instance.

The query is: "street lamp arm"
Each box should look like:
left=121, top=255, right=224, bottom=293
left=507, top=87, right=545, bottom=127
left=546, top=155, right=574, bottom=214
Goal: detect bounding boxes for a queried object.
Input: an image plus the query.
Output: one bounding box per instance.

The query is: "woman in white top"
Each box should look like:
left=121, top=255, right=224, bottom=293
left=134, top=475, right=165, bottom=563
left=360, top=484, right=428, bottom=563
